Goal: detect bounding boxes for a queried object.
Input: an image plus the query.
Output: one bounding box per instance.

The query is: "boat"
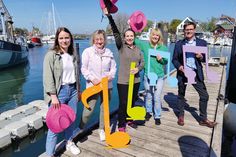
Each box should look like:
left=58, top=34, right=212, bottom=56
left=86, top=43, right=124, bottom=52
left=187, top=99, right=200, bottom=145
left=0, top=0, right=29, bottom=70
left=106, top=35, right=115, bottom=43
left=41, top=2, right=58, bottom=44
left=31, top=36, right=43, bottom=46
left=41, top=34, right=55, bottom=44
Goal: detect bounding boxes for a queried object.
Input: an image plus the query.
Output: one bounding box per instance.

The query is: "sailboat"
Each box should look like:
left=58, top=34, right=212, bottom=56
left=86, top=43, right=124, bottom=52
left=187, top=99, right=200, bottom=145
left=0, top=0, right=28, bottom=70
left=42, top=2, right=57, bottom=44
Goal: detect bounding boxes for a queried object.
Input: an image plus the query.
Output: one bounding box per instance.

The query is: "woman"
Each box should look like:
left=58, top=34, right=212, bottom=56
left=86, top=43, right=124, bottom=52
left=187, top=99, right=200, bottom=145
left=135, top=28, right=168, bottom=125
left=104, top=10, right=144, bottom=132
left=80, top=29, right=117, bottom=141
left=43, top=27, right=81, bottom=156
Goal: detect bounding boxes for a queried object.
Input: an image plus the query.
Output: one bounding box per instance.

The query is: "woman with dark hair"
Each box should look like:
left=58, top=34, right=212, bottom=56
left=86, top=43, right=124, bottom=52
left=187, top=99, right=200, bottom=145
left=43, top=27, right=81, bottom=156
left=104, top=9, right=144, bottom=132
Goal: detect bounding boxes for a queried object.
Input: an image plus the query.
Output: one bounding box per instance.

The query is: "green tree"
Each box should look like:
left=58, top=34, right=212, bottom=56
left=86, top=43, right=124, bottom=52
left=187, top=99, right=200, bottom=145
left=199, top=22, right=208, bottom=32
left=207, top=17, right=217, bottom=32
left=169, top=19, right=181, bottom=34
left=106, top=25, right=112, bottom=35
left=14, top=27, right=28, bottom=36
left=32, top=26, right=41, bottom=36
left=143, top=20, right=153, bottom=32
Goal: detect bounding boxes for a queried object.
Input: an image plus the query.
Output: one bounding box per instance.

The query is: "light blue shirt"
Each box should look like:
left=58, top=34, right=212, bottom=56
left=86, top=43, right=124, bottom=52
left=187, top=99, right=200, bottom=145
left=185, top=38, right=196, bottom=69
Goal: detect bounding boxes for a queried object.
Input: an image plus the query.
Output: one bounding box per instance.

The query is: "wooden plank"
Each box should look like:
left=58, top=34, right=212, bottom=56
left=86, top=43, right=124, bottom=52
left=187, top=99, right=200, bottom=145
left=91, top=132, right=168, bottom=157
left=128, top=125, right=211, bottom=148
left=210, top=65, right=225, bottom=157
left=160, top=116, right=212, bottom=135
left=126, top=127, right=209, bottom=156
left=76, top=134, right=134, bottom=157
left=56, top=65, right=224, bottom=157
left=63, top=147, right=103, bottom=157
left=144, top=120, right=211, bottom=141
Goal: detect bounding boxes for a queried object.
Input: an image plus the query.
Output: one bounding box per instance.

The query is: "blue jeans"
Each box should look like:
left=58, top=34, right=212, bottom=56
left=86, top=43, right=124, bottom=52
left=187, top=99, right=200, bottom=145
left=46, top=84, right=78, bottom=156
left=144, top=75, right=164, bottom=119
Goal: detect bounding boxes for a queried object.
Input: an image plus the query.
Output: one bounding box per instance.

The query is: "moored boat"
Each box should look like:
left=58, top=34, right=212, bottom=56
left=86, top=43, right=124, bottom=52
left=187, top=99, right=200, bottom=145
left=0, top=0, right=29, bottom=70
left=31, top=36, right=43, bottom=46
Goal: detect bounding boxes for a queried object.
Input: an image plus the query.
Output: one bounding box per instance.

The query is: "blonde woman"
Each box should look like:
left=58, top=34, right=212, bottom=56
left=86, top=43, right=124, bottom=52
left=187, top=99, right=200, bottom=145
left=135, top=28, right=168, bottom=125
left=80, top=29, right=117, bottom=141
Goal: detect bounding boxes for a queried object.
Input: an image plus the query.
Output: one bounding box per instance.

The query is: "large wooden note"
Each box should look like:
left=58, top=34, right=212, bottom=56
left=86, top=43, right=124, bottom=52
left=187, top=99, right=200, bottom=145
left=148, top=49, right=178, bottom=87
left=182, top=45, right=220, bottom=84
left=82, top=77, right=131, bottom=148
left=126, top=62, right=146, bottom=120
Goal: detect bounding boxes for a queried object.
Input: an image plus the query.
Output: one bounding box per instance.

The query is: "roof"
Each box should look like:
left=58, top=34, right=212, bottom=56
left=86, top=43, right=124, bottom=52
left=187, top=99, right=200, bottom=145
left=220, top=24, right=234, bottom=30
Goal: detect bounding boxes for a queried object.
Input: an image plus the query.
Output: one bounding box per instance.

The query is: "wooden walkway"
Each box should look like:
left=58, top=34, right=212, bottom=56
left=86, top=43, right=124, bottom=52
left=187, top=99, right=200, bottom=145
left=40, top=65, right=226, bottom=157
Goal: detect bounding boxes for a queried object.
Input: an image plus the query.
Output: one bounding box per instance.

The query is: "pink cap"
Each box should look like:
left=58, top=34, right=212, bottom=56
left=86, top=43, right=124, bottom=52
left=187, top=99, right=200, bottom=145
left=129, top=11, right=147, bottom=33
left=100, top=0, right=118, bottom=14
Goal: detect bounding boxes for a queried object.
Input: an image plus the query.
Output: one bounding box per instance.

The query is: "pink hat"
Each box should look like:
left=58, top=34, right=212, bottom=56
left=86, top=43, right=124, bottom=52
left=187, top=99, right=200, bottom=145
left=46, top=104, right=76, bottom=133
left=129, top=11, right=147, bottom=33
left=100, top=0, right=118, bottom=14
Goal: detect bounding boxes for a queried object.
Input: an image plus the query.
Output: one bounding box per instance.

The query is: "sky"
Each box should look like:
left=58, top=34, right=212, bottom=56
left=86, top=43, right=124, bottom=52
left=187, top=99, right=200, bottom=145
left=3, top=0, right=236, bottom=34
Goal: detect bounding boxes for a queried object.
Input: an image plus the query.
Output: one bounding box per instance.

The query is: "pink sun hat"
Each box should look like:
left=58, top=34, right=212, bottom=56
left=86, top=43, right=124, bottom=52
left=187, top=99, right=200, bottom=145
left=129, top=11, right=147, bottom=33
left=46, top=104, right=76, bottom=133
left=100, top=0, right=118, bottom=14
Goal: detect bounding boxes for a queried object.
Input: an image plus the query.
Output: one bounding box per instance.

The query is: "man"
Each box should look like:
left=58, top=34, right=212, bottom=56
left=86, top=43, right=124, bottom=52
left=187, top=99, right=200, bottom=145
left=172, top=21, right=217, bottom=128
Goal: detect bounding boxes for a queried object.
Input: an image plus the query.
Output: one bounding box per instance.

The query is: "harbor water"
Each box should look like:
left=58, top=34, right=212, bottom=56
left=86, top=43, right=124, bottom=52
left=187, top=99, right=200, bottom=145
left=0, top=40, right=232, bottom=157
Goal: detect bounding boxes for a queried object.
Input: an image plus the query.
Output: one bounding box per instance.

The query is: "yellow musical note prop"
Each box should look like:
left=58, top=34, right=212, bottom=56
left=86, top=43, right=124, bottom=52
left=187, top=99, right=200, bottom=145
left=126, top=62, right=146, bottom=120
left=81, top=77, right=131, bottom=148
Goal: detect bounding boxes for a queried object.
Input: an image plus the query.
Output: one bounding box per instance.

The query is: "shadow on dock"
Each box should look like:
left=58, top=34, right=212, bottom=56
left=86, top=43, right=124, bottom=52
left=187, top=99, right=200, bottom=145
left=178, top=135, right=216, bottom=156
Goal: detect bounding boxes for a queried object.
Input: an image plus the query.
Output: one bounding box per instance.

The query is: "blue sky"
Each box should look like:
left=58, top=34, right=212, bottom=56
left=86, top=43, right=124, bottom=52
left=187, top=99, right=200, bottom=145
left=4, top=0, right=236, bottom=34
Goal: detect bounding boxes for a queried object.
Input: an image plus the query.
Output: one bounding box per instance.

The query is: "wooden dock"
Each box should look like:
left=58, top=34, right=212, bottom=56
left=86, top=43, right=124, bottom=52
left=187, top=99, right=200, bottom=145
left=40, top=64, right=226, bottom=157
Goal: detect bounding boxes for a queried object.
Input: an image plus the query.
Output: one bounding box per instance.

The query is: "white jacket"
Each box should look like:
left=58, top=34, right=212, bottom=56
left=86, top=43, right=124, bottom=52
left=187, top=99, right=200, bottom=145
left=81, top=46, right=117, bottom=88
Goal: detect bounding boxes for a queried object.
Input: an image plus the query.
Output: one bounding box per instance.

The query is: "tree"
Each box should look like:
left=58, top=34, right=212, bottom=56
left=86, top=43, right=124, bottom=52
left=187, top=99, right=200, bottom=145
left=14, top=27, right=28, bottom=36
left=143, top=20, right=153, bottom=32
left=207, top=17, right=217, bottom=32
left=105, top=13, right=129, bottom=37
left=106, top=24, right=112, bottom=35
left=32, top=26, right=41, bottom=36
left=169, top=19, right=181, bottom=34
left=113, top=13, right=129, bottom=36
left=199, top=22, right=208, bottom=32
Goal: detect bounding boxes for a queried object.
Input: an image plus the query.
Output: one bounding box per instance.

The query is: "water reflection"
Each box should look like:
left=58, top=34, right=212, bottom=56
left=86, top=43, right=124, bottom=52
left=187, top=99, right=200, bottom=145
left=0, top=62, right=30, bottom=112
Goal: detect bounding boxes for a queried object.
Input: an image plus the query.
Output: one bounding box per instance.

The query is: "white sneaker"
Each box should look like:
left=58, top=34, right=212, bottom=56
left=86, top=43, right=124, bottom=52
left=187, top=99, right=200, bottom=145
left=98, top=129, right=105, bottom=141
left=66, top=141, right=81, bottom=155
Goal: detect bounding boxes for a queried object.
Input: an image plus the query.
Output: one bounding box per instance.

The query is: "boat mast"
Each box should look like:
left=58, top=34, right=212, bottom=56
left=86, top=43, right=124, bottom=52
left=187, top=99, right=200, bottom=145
left=52, top=2, right=57, bottom=34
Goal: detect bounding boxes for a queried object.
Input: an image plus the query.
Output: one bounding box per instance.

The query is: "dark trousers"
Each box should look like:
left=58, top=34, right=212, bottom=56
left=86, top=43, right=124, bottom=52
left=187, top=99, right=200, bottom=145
left=177, top=76, right=209, bottom=120
left=117, top=83, right=140, bottom=128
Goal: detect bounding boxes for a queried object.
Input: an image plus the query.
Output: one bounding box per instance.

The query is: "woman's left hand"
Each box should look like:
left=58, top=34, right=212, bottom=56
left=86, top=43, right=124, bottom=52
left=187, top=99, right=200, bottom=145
left=130, top=68, right=139, bottom=75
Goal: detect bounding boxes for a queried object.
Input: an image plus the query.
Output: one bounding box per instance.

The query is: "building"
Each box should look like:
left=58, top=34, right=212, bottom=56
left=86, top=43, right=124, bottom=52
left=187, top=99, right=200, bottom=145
left=213, top=15, right=235, bottom=38
left=176, top=17, right=203, bottom=40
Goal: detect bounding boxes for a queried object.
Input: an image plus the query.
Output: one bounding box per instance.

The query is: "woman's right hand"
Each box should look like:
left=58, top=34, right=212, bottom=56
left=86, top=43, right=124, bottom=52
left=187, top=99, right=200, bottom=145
left=91, top=78, right=101, bottom=85
left=50, top=94, right=60, bottom=109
